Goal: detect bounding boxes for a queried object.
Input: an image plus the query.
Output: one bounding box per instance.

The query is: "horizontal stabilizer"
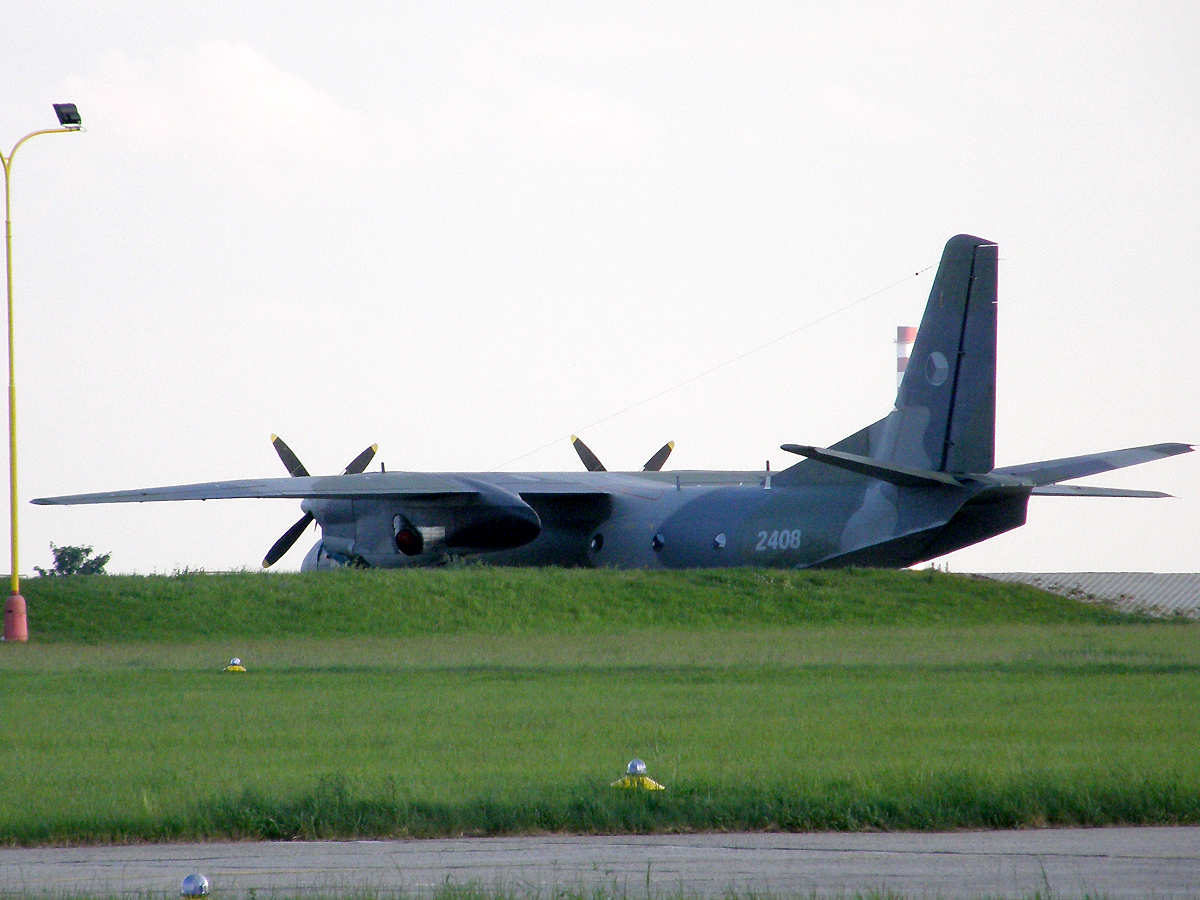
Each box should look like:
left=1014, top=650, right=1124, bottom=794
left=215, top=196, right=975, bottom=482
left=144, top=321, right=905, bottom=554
left=780, top=445, right=962, bottom=488
left=1031, top=485, right=1173, bottom=498
left=995, top=443, right=1193, bottom=486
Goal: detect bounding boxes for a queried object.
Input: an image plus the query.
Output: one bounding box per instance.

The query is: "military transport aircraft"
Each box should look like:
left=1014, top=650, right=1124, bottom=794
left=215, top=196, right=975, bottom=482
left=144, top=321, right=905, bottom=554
left=34, top=234, right=1192, bottom=571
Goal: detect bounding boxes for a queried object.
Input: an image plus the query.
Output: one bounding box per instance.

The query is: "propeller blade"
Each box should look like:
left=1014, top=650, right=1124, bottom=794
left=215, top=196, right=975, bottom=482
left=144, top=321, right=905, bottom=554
left=571, top=435, right=606, bottom=472
left=263, top=439, right=377, bottom=567
left=343, top=444, right=378, bottom=475
left=642, top=441, right=675, bottom=472
left=262, top=511, right=314, bottom=568
left=271, top=434, right=310, bottom=477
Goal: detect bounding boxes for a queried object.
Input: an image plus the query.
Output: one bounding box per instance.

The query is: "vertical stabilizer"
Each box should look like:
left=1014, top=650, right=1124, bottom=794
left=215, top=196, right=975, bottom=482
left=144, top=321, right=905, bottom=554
left=777, top=234, right=998, bottom=487
left=876, top=234, right=998, bottom=473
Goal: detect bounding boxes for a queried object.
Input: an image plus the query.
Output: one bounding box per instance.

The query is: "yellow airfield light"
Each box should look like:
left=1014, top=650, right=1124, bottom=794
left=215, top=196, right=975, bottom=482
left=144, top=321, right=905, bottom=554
left=611, top=758, right=665, bottom=790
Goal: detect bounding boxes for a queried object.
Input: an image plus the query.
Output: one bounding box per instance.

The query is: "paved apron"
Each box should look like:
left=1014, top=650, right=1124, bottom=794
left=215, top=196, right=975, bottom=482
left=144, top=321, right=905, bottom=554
left=2, top=827, right=1199, bottom=898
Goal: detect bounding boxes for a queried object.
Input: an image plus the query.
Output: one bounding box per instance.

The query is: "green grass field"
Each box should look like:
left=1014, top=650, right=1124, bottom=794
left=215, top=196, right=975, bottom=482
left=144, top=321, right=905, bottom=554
left=1, top=568, right=1197, bottom=843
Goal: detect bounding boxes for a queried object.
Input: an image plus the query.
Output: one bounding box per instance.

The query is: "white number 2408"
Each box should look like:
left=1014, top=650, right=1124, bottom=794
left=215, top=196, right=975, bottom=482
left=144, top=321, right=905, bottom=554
left=756, top=529, right=802, bottom=551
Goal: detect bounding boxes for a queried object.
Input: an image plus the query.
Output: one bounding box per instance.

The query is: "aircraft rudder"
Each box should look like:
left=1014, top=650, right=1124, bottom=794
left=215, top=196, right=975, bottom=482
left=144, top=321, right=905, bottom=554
left=891, top=234, right=997, bottom=473
left=778, top=234, right=999, bottom=486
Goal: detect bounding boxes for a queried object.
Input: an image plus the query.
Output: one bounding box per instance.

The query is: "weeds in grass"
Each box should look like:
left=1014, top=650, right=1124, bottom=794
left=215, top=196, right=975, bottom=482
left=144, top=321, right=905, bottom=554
left=2, top=771, right=1196, bottom=844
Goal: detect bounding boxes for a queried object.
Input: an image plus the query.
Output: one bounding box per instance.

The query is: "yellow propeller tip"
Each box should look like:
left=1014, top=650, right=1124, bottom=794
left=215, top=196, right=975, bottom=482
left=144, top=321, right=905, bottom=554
left=570, top=435, right=579, bottom=442
left=667, top=441, right=675, bottom=449
left=270, top=434, right=279, bottom=442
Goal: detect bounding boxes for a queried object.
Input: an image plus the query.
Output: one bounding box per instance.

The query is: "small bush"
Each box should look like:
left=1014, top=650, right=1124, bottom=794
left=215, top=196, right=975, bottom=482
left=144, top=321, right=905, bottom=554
left=33, top=543, right=111, bottom=577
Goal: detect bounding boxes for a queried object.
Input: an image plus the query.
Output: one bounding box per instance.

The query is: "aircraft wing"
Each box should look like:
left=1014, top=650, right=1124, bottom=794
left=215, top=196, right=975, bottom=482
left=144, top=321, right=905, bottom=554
left=30, top=473, right=477, bottom=504
left=993, top=442, right=1193, bottom=486
left=31, top=470, right=646, bottom=506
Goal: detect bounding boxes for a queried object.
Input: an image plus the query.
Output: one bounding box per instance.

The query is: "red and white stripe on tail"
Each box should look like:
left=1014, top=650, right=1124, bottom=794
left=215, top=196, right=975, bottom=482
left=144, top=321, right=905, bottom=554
left=896, top=325, right=918, bottom=390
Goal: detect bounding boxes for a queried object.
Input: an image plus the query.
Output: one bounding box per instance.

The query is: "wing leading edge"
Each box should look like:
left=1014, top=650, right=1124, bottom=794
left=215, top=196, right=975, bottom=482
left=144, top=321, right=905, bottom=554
left=30, top=473, right=471, bottom=505
left=30, top=470, right=652, bottom=506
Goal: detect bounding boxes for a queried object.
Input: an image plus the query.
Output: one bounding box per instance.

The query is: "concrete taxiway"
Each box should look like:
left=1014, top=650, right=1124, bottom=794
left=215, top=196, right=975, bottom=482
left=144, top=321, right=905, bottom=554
left=2, top=827, right=1199, bottom=899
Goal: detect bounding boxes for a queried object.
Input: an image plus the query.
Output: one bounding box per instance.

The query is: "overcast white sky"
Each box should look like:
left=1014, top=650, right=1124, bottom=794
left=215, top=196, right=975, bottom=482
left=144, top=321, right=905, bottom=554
left=2, top=2, right=1196, bottom=574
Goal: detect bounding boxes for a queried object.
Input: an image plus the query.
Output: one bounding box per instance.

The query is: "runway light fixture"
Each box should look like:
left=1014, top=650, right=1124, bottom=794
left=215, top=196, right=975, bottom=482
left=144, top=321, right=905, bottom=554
left=181, top=874, right=210, bottom=897
left=611, top=758, right=665, bottom=790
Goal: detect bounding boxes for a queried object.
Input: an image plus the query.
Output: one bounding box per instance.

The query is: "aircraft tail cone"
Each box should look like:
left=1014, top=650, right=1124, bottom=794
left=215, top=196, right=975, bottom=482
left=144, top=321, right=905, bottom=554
left=4, top=593, right=28, bottom=642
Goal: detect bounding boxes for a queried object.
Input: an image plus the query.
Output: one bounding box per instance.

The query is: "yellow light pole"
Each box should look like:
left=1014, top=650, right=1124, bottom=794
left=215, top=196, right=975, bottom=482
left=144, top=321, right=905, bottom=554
left=2, top=103, right=82, bottom=642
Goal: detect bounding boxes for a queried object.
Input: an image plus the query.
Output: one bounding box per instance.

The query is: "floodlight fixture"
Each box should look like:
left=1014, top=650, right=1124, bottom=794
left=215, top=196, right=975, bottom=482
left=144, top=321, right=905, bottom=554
left=53, top=103, right=81, bottom=128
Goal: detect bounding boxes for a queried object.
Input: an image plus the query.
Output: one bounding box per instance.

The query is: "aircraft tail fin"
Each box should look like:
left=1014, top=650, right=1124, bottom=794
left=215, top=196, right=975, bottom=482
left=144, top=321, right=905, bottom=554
left=777, top=234, right=998, bottom=486
left=775, top=237, right=1189, bottom=516
left=889, top=234, right=997, bottom=473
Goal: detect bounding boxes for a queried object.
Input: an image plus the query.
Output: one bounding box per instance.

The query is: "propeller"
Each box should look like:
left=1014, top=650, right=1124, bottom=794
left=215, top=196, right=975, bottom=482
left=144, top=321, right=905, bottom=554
left=262, top=512, right=315, bottom=569
left=271, top=434, right=309, bottom=477
left=641, top=441, right=675, bottom=472
left=570, top=435, right=606, bottom=472
left=261, top=435, right=378, bottom=569
left=570, top=435, right=674, bottom=473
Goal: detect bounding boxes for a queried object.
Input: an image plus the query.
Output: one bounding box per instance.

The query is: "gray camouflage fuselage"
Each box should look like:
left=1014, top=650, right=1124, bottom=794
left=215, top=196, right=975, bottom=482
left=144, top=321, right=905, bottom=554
left=33, top=234, right=1192, bottom=570
left=296, top=467, right=1022, bottom=571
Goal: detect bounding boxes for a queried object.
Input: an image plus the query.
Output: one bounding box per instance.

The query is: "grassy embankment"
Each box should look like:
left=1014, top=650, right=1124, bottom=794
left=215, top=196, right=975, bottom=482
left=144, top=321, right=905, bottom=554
left=1, top=567, right=1197, bottom=843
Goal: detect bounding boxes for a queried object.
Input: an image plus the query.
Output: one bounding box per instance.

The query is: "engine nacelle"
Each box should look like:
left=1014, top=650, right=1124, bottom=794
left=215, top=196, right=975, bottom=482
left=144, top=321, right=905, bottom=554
left=444, top=480, right=542, bottom=551
left=393, top=514, right=425, bottom=556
